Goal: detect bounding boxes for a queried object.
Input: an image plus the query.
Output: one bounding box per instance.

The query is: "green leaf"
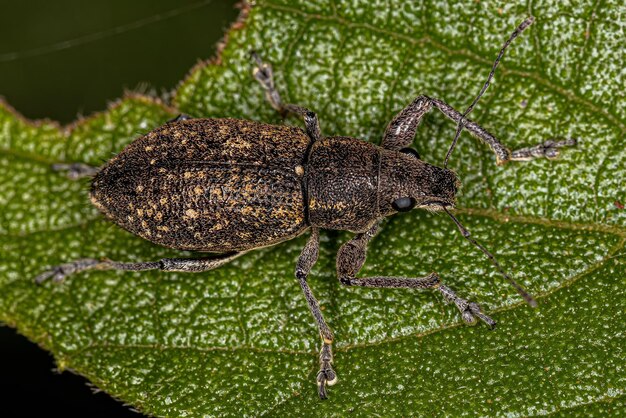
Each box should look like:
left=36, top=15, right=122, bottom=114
left=1, top=0, right=625, bottom=416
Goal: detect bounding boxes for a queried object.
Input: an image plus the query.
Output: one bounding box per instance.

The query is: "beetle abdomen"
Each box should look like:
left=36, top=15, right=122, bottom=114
left=90, top=118, right=311, bottom=252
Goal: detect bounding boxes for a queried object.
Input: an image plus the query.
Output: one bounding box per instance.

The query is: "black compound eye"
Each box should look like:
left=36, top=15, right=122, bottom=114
left=392, top=197, right=416, bottom=212
left=400, top=147, right=420, bottom=159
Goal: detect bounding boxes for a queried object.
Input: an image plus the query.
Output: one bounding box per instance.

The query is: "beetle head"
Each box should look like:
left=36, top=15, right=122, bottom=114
left=379, top=149, right=460, bottom=215
left=379, top=149, right=537, bottom=307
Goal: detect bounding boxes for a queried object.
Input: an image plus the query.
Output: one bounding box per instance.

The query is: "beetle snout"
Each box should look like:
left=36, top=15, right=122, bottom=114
left=428, top=166, right=459, bottom=206
left=435, top=166, right=459, bottom=193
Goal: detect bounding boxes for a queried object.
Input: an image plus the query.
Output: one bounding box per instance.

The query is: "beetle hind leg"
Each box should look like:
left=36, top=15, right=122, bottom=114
left=34, top=252, right=242, bottom=284
left=52, top=163, right=100, bottom=180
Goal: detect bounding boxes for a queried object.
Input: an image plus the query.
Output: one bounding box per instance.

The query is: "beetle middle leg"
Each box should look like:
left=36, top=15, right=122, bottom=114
left=250, top=51, right=321, bottom=142
left=336, top=223, right=496, bottom=328
left=382, top=95, right=575, bottom=165
left=295, top=227, right=337, bottom=399
left=35, top=252, right=242, bottom=284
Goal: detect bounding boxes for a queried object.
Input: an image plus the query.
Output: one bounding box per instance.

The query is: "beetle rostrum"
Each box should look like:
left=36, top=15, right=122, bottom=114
left=37, top=16, right=575, bottom=400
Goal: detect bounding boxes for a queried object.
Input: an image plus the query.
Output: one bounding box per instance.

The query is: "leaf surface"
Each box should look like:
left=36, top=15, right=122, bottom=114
left=1, top=1, right=625, bottom=416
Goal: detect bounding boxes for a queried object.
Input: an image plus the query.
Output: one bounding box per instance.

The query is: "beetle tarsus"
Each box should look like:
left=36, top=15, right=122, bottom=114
left=250, top=51, right=284, bottom=114
left=317, top=342, right=336, bottom=400
left=52, top=163, right=99, bottom=180
left=438, top=285, right=496, bottom=329
left=510, top=138, right=577, bottom=161
left=35, top=258, right=103, bottom=284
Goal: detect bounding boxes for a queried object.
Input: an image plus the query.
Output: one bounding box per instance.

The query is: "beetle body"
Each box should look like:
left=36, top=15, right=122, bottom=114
left=91, top=118, right=458, bottom=252
left=40, top=22, right=574, bottom=399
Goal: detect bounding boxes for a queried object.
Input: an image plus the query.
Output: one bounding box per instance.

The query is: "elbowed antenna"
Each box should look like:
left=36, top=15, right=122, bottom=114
left=443, top=16, right=535, bottom=168
left=442, top=207, right=538, bottom=307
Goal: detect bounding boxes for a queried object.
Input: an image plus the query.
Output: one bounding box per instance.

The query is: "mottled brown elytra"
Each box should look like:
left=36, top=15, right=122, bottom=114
left=37, top=17, right=575, bottom=399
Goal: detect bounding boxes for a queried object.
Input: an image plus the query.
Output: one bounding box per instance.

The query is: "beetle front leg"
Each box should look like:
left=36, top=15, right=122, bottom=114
left=336, top=223, right=496, bottom=328
left=34, top=252, right=242, bottom=284
left=382, top=95, right=575, bottom=165
left=382, top=95, right=512, bottom=163
left=295, top=227, right=337, bottom=399
left=510, top=138, right=577, bottom=161
left=250, top=51, right=321, bottom=142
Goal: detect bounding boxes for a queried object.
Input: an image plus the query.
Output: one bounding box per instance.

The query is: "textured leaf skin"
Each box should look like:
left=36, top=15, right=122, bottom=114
left=1, top=0, right=625, bottom=416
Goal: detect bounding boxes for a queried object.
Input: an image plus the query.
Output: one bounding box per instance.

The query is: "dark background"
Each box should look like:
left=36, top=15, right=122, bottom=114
left=0, top=0, right=238, bottom=415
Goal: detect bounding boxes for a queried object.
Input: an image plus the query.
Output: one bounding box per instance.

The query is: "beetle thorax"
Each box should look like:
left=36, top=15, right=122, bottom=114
left=306, top=136, right=381, bottom=232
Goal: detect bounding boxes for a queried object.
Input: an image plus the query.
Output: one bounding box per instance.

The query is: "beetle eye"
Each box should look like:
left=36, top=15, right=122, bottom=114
left=392, top=197, right=416, bottom=212
left=400, top=148, right=420, bottom=159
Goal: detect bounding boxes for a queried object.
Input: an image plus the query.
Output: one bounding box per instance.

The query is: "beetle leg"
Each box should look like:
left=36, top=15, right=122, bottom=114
left=510, top=138, right=577, bottom=161
left=250, top=51, right=283, bottom=114
left=34, top=252, right=242, bottom=284
left=336, top=223, right=496, bottom=328
left=295, top=227, right=336, bottom=399
left=52, top=163, right=100, bottom=180
left=382, top=95, right=575, bottom=165
left=250, top=51, right=321, bottom=141
left=382, top=95, right=433, bottom=151
left=167, top=113, right=193, bottom=123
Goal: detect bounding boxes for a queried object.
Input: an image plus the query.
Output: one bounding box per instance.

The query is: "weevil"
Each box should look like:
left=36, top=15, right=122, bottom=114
left=37, top=17, right=576, bottom=399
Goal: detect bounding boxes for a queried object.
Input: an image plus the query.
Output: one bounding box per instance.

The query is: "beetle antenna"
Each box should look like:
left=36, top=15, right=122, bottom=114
left=442, top=206, right=537, bottom=307
left=443, top=16, right=535, bottom=168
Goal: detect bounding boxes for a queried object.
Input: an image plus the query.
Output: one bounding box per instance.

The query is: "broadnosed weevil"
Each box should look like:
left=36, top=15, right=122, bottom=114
left=37, top=16, right=576, bottom=399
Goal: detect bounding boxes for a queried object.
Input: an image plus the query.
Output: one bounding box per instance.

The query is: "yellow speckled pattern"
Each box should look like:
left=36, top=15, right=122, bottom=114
left=91, top=118, right=311, bottom=251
